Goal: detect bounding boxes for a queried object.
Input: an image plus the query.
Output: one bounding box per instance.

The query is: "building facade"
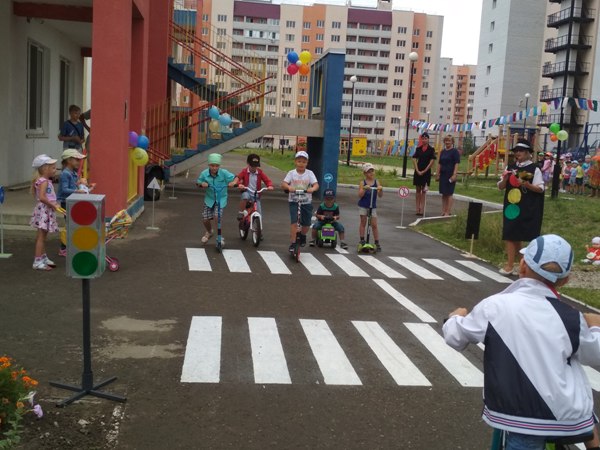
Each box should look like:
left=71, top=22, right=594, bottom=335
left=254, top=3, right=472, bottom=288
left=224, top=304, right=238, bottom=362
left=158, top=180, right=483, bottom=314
left=434, top=58, right=476, bottom=127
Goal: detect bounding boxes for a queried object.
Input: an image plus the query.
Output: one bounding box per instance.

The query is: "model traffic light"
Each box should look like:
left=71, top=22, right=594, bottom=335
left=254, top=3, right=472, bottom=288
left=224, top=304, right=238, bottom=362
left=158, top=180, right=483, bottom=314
left=66, top=194, right=106, bottom=278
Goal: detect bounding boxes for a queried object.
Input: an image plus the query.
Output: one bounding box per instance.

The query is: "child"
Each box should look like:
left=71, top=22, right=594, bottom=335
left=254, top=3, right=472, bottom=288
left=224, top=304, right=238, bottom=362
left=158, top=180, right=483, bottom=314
left=57, top=149, right=87, bottom=256
left=309, top=189, right=348, bottom=249
left=58, top=105, right=85, bottom=150
left=569, top=161, right=578, bottom=194
left=443, top=234, right=600, bottom=449
left=30, top=154, right=60, bottom=271
left=583, top=154, right=592, bottom=195
left=582, top=237, right=600, bottom=266
left=196, top=153, right=236, bottom=245
left=560, top=158, right=570, bottom=193
left=235, top=153, right=274, bottom=219
left=574, top=161, right=585, bottom=195
left=358, top=163, right=383, bottom=251
left=77, top=178, right=95, bottom=194
left=281, top=151, right=319, bottom=252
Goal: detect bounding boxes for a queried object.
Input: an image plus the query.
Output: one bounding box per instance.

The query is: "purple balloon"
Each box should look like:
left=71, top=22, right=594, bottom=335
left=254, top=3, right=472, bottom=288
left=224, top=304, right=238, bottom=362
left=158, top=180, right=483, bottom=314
left=128, top=131, right=139, bottom=147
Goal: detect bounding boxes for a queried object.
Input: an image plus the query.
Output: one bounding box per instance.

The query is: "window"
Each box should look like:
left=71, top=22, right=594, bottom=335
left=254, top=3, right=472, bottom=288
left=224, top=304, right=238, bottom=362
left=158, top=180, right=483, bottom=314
left=202, top=14, right=209, bottom=21
left=486, top=65, right=491, bottom=75
left=216, top=41, right=227, bottom=49
left=392, top=104, right=401, bottom=112
left=423, top=69, right=430, bottom=76
left=397, top=39, right=406, bottom=47
left=424, top=56, right=431, bottom=63
left=315, top=47, right=323, bottom=54
left=202, top=27, right=208, bottom=36
left=426, top=30, right=433, bottom=38
left=316, top=33, right=324, bottom=41
left=398, top=26, right=407, bottom=34
left=317, top=20, right=324, bottom=28
left=420, top=94, right=427, bottom=101
left=488, top=43, right=493, bottom=53
left=422, top=81, right=429, bottom=88
left=331, top=35, right=340, bottom=42
left=300, top=75, right=308, bottom=82
left=217, top=28, right=226, bottom=36
left=27, top=41, right=47, bottom=133
left=286, top=20, right=296, bottom=28
left=269, top=18, right=279, bottom=26
left=58, top=58, right=70, bottom=130
left=413, top=28, right=420, bottom=36
left=394, top=66, right=404, bottom=73
left=483, top=109, right=487, bottom=117
left=302, top=35, right=310, bottom=43
left=303, top=22, right=311, bottom=29
left=392, top=92, right=402, bottom=99
left=484, top=87, right=489, bottom=97
left=217, top=14, right=227, bottom=22
left=286, top=34, right=295, bottom=42
left=393, top=79, right=403, bottom=86
left=332, top=21, right=341, bottom=29
left=425, top=43, right=432, bottom=50
left=490, top=21, right=495, bottom=31
left=395, top=53, right=405, bottom=60
left=492, top=0, right=497, bottom=8
left=412, top=42, right=419, bottom=49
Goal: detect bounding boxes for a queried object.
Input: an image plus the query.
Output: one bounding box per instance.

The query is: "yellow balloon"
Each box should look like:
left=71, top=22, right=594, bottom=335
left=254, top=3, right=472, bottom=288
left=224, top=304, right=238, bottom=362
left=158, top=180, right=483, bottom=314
left=299, top=50, right=312, bottom=65
left=132, top=147, right=149, bottom=166
left=209, top=119, right=220, bottom=133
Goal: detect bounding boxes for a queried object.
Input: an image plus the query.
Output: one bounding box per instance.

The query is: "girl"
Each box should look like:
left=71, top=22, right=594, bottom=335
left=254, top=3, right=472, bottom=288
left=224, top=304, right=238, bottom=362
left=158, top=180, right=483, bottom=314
left=30, top=154, right=60, bottom=271
left=358, top=163, right=383, bottom=251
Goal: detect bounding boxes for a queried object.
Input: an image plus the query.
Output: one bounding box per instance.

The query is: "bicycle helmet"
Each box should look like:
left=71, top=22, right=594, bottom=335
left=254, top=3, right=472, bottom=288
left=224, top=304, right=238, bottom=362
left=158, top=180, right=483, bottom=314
left=247, top=154, right=260, bottom=167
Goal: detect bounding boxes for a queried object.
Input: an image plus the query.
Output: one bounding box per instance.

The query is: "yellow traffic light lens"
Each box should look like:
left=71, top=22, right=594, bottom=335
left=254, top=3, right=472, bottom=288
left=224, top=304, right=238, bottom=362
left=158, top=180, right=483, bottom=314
left=72, top=227, right=99, bottom=250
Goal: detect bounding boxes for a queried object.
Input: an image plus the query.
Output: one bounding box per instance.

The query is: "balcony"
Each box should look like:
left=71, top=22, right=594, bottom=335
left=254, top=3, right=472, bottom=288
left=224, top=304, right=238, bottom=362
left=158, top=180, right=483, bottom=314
left=545, top=34, right=593, bottom=52
left=547, top=7, right=595, bottom=27
left=542, top=60, right=590, bottom=77
left=538, top=112, right=586, bottom=127
left=540, top=87, right=587, bottom=101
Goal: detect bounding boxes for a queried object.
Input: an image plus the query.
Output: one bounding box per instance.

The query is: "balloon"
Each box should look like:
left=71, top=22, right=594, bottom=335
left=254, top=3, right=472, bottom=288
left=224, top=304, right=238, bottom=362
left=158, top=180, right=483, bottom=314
left=557, top=130, right=569, bottom=141
left=287, top=64, right=299, bottom=75
left=132, top=147, right=148, bottom=166
left=298, top=64, right=310, bottom=76
left=137, top=135, right=149, bottom=150
left=209, top=106, right=220, bottom=120
left=208, top=119, right=220, bottom=133
left=295, top=60, right=303, bottom=67
left=550, top=134, right=558, bottom=142
left=287, top=51, right=299, bottom=64
left=219, top=113, right=232, bottom=126
left=128, top=131, right=138, bottom=147
left=299, top=51, right=312, bottom=65
left=549, top=123, right=560, bottom=134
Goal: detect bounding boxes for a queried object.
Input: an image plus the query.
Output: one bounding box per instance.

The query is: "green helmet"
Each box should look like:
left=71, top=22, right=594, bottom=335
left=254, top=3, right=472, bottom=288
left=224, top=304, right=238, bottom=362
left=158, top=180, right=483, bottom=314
left=207, top=153, right=222, bottom=165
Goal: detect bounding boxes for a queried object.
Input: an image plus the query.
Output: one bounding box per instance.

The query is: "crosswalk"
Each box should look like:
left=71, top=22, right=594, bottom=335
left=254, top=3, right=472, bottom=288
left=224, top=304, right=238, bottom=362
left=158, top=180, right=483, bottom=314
left=185, top=247, right=512, bottom=283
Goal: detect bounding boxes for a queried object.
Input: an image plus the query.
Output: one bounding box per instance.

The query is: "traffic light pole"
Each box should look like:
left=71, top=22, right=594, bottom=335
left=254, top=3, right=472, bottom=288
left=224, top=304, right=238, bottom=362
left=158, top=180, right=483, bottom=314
left=50, top=279, right=127, bottom=407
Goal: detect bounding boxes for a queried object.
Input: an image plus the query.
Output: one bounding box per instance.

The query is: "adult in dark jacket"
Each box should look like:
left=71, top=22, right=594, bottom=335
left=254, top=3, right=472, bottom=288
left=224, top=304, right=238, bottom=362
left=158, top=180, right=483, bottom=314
left=412, top=132, right=436, bottom=216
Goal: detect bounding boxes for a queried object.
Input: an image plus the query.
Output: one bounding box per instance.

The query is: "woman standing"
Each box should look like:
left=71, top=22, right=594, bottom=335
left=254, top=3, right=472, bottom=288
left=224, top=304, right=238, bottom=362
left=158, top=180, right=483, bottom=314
left=497, top=139, right=545, bottom=275
left=412, top=132, right=436, bottom=216
left=435, top=135, right=460, bottom=216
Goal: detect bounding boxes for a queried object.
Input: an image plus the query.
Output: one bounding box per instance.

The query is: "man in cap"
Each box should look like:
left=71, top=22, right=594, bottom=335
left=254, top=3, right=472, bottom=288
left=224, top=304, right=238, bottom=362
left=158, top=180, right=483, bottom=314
left=443, top=234, right=600, bottom=449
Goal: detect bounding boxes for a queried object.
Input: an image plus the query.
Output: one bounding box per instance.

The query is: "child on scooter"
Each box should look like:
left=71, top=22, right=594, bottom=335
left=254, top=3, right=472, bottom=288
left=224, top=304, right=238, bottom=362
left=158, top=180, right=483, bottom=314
left=281, top=151, right=319, bottom=253
left=197, top=153, right=236, bottom=245
left=358, top=163, right=383, bottom=251
left=235, top=153, right=274, bottom=219
left=309, top=189, right=348, bottom=249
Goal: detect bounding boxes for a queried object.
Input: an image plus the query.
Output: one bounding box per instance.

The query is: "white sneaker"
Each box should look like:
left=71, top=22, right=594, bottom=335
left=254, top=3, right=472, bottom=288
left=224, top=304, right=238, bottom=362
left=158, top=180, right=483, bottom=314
left=33, top=260, right=52, bottom=271
left=201, top=231, right=213, bottom=244
left=43, top=255, right=56, bottom=268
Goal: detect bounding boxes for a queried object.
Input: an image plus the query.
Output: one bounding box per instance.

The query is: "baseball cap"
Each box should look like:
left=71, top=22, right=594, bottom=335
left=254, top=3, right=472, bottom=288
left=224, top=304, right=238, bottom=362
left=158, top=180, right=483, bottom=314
left=32, top=154, right=58, bottom=168
left=519, top=234, right=573, bottom=283
left=295, top=151, right=309, bottom=159
left=324, top=189, right=335, bottom=198
left=421, top=132, right=430, bottom=138
left=592, top=237, right=600, bottom=245
left=363, top=163, right=375, bottom=173
left=247, top=153, right=260, bottom=167
left=207, top=153, right=222, bottom=165
left=572, top=161, right=578, bottom=165
left=61, top=149, right=86, bottom=161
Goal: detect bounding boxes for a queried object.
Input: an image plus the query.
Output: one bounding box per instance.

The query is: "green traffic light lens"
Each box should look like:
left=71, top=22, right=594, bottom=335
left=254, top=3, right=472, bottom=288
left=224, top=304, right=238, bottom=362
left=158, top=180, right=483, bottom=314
left=72, top=252, right=98, bottom=276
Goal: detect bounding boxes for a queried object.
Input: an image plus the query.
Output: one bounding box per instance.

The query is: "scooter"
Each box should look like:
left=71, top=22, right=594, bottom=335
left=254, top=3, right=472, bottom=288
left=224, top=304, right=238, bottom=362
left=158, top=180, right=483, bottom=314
left=316, top=216, right=337, bottom=248
left=358, top=186, right=377, bottom=254
left=210, top=184, right=229, bottom=253
left=290, top=189, right=307, bottom=262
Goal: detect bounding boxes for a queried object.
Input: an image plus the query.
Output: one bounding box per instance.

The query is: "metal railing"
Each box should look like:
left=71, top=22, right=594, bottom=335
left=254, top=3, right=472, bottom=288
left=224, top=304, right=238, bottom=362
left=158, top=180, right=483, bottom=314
left=547, top=7, right=595, bottom=26
left=545, top=34, right=593, bottom=51
left=542, top=60, right=590, bottom=76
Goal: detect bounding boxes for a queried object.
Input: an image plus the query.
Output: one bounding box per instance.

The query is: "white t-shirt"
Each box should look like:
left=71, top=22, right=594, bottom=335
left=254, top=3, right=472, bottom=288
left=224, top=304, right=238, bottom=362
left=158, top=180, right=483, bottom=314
left=284, top=169, right=317, bottom=203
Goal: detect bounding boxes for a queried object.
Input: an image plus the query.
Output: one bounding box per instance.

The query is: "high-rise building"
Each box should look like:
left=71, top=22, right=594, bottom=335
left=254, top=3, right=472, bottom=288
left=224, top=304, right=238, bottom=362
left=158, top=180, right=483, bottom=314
left=434, top=58, right=476, bottom=127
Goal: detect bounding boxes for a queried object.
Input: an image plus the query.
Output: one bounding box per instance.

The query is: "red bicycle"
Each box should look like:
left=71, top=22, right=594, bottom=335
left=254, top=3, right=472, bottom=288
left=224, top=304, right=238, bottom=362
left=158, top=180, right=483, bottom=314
left=238, top=187, right=268, bottom=247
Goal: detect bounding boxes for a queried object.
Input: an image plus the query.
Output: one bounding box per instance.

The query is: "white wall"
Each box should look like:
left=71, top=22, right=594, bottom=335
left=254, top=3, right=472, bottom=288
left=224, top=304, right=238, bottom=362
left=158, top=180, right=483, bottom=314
left=0, top=11, right=84, bottom=186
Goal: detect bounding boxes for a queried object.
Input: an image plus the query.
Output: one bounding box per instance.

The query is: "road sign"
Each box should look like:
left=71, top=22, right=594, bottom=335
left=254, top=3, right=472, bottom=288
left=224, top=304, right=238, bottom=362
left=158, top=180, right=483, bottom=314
left=0, top=186, right=4, bottom=204
left=398, top=187, right=410, bottom=198
left=147, top=177, right=161, bottom=190
left=324, top=173, right=334, bottom=183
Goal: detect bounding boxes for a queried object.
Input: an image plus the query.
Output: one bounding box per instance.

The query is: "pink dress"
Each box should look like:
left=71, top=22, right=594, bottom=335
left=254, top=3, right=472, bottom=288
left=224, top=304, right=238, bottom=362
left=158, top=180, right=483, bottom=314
left=30, top=177, right=59, bottom=232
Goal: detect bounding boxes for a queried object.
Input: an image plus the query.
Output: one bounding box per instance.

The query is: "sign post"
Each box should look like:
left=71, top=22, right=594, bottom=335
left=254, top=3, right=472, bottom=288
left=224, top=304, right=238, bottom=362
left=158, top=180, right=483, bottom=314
left=169, top=165, right=177, bottom=200
left=395, top=186, right=410, bottom=229
left=0, top=186, right=12, bottom=258
left=146, top=178, right=161, bottom=231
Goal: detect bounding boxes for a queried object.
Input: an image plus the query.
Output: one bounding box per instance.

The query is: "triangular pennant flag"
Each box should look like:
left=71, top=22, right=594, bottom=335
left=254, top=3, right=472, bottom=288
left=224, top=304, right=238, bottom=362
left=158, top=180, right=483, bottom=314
left=593, top=100, right=598, bottom=112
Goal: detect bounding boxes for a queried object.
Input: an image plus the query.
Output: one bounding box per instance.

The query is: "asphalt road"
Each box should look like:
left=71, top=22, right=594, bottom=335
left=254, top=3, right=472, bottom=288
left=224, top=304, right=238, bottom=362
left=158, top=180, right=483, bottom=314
left=3, top=155, right=599, bottom=449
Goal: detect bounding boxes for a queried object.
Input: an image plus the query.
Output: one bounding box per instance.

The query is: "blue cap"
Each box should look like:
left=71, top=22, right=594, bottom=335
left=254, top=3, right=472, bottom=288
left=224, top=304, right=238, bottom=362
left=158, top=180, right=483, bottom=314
left=520, top=234, right=573, bottom=283
left=324, top=189, right=335, bottom=198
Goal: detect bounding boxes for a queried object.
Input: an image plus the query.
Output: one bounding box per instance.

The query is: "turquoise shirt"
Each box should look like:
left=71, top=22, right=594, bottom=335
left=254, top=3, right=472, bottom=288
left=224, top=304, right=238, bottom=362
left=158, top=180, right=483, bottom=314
left=197, top=168, right=235, bottom=208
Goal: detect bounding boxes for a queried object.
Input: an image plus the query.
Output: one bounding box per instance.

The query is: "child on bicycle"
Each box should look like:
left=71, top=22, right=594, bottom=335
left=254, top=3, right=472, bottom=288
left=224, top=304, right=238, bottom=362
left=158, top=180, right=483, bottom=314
left=309, top=189, right=348, bottom=249
left=443, top=234, right=600, bottom=450
left=281, top=151, right=319, bottom=253
left=358, top=163, right=383, bottom=251
left=235, top=153, right=274, bottom=219
left=196, top=153, right=236, bottom=244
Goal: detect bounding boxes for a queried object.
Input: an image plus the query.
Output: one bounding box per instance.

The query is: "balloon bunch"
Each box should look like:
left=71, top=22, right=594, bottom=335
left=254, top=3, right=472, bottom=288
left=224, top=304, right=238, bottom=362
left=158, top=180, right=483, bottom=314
left=286, top=50, right=312, bottom=76
left=549, top=123, right=569, bottom=143
left=128, top=131, right=149, bottom=166
left=208, top=106, right=232, bottom=133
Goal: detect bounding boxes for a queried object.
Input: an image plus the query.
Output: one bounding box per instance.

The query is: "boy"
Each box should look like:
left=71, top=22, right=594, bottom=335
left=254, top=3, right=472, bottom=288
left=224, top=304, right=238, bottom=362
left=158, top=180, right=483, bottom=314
left=309, top=189, right=348, bottom=249
left=281, top=151, right=319, bottom=252
left=58, top=105, right=85, bottom=150
left=235, top=153, right=274, bottom=219
left=196, top=153, right=236, bottom=244
left=575, top=160, right=585, bottom=195
left=358, top=163, right=383, bottom=251
left=443, top=234, right=600, bottom=449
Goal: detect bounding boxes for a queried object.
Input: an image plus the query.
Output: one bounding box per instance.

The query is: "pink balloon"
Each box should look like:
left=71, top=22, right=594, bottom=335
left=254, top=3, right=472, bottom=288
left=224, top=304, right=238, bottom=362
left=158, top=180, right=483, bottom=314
left=287, top=64, right=299, bottom=75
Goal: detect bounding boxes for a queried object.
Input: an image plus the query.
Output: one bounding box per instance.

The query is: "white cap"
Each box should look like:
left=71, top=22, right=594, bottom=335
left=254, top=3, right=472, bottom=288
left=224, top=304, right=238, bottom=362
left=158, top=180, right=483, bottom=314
left=32, top=154, right=58, bottom=168
left=519, top=234, right=573, bottom=283
left=295, top=151, right=309, bottom=159
left=592, top=237, right=600, bottom=245
left=363, top=163, right=375, bottom=173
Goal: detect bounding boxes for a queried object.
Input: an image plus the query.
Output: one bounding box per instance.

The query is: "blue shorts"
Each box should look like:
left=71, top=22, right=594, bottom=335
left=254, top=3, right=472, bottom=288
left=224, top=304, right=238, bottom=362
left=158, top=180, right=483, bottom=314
left=313, top=220, right=345, bottom=233
left=289, top=202, right=312, bottom=226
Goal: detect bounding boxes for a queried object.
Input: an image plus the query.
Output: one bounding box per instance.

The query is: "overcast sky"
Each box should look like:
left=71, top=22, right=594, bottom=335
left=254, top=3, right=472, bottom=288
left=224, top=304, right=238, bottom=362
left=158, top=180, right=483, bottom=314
left=272, top=0, right=483, bottom=65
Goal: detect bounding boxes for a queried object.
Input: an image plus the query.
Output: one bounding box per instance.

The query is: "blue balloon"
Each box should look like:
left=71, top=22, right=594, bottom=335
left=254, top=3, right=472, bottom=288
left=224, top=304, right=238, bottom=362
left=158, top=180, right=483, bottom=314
left=137, top=135, right=149, bottom=150
left=287, top=51, right=299, bottom=64
left=209, top=106, right=220, bottom=120
left=219, top=113, right=232, bottom=127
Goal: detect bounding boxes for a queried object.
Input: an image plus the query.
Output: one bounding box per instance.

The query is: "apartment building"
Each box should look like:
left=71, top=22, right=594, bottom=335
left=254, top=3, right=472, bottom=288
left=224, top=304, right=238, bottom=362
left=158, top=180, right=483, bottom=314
left=434, top=58, right=476, bottom=126
left=195, top=0, right=444, bottom=146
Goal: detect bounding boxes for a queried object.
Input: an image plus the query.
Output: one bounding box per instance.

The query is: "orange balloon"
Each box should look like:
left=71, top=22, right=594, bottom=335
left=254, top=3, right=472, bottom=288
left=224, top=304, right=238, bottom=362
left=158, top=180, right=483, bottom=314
left=298, top=64, right=310, bottom=76
left=550, top=134, right=558, bottom=142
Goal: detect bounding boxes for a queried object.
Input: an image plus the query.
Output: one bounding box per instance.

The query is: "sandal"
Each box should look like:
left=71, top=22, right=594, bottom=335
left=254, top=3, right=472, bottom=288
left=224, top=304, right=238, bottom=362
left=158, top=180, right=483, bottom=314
left=201, top=231, right=213, bottom=244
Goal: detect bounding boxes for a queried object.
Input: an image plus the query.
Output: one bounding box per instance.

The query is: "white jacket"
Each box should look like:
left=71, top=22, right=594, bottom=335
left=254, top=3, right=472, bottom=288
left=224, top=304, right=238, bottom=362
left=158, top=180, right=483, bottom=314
left=443, top=278, right=600, bottom=437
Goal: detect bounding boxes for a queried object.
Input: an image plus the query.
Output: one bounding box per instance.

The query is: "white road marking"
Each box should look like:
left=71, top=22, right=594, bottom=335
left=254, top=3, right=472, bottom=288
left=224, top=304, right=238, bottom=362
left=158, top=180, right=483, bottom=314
left=335, top=246, right=350, bottom=254
left=389, top=257, right=443, bottom=280
left=185, top=248, right=212, bottom=271
left=405, top=323, right=484, bottom=387
left=300, top=253, right=332, bottom=276
left=359, top=255, right=406, bottom=279
left=258, top=251, right=292, bottom=275
left=299, top=319, right=362, bottom=385
left=455, top=260, right=513, bottom=284
left=373, top=279, right=437, bottom=323
left=326, top=254, right=369, bottom=277
left=422, top=259, right=480, bottom=282
left=222, top=249, right=251, bottom=273
left=248, top=317, right=291, bottom=384
left=352, top=321, right=431, bottom=386
left=181, top=316, right=222, bottom=383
